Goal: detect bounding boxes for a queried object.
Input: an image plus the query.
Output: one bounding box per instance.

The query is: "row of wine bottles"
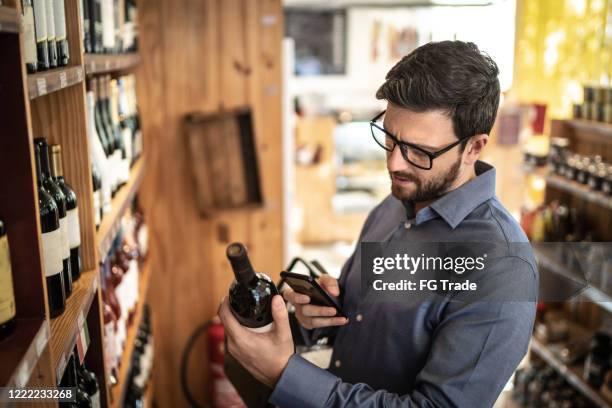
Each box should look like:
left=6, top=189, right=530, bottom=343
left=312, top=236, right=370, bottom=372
left=58, top=345, right=101, bottom=408
left=21, top=0, right=70, bottom=72
left=101, top=200, right=148, bottom=386
left=35, top=138, right=82, bottom=318
left=124, top=305, right=153, bottom=408
left=87, top=73, right=142, bottom=229
left=80, top=0, right=138, bottom=54
left=0, top=219, right=16, bottom=340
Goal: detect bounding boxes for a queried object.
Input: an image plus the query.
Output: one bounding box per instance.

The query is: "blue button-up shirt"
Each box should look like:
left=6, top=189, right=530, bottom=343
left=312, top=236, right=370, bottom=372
left=270, top=161, right=538, bottom=408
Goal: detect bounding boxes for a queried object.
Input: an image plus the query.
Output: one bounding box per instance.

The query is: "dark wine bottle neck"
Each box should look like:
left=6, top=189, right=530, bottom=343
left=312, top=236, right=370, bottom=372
left=34, top=145, right=44, bottom=187
left=34, top=139, right=52, bottom=179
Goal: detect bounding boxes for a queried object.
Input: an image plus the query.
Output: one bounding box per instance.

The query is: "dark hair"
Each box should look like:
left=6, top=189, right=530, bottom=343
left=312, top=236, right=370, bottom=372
left=376, top=41, right=500, bottom=149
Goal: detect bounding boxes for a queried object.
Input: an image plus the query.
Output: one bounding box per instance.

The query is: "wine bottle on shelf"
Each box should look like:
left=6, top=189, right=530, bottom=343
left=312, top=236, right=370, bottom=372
left=35, top=144, right=65, bottom=317
left=53, top=0, right=69, bottom=66
left=45, top=0, right=58, bottom=68
left=34, top=138, right=72, bottom=298
left=86, top=81, right=112, bottom=214
left=89, top=0, right=102, bottom=53
left=22, top=0, right=38, bottom=73
left=91, top=164, right=102, bottom=229
left=101, top=0, right=115, bottom=53
left=0, top=219, right=16, bottom=340
left=94, top=78, right=118, bottom=195
left=117, top=77, right=133, bottom=167
left=81, top=0, right=91, bottom=53
left=32, top=0, right=50, bottom=70
left=226, top=243, right=278, bottom=332
left=122, top=0, right=137, bottom=52
left=59, top=352, right=92, bottom=408
left=50, top=145, right=81, bottom=282
left=108, top=77, right=129, bottom=185
left=102, top=283, right=118, bottom=385
left=76, top=350, right=101, bottom=408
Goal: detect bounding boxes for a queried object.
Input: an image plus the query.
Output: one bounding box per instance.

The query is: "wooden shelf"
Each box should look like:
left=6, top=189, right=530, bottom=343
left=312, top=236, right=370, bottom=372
left=531, top=337, right=611, bottom=408
left=568, top=119, right=612, bottom=139
left=49, top=268, right=99, bottom=382
left=97, top=157, right=146, bottom=261
left=0, top=319, right=49, bottom=388
left=0, top=6, right=20, bottom=33
left=84, top=53, right=140, bottom=75
left=27, top=66, right=84, bottom=99
left=110, top=261, right=151, bottom=407
left=546, top=174, right=612, bottom=211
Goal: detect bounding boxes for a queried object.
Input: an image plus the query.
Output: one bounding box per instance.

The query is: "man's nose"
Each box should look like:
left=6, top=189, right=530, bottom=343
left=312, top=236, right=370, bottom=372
left=387, top=144, right=409, bottom=172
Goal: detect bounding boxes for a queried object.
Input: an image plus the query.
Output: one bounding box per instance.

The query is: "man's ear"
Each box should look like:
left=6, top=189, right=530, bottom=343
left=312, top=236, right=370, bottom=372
left=463, top=134, right=488, bottom=165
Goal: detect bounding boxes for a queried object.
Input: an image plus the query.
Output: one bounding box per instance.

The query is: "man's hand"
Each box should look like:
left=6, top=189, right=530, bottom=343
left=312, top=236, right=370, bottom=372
left=218, top=295, right=294, bottom=388
left=282, top=275, right=348, bottom=330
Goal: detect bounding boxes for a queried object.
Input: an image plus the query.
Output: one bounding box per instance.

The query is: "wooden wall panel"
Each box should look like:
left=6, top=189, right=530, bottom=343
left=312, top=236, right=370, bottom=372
left=138, top=0, right=284, bottom=406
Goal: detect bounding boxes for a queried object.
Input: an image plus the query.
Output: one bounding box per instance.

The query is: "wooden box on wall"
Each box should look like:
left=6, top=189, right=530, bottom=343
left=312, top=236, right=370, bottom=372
left=185, top=107, right=263, bottom=216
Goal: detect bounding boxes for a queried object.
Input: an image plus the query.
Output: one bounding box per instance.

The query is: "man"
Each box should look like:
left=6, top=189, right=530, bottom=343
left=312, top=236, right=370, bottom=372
left=219, top=40, right=538, bottom=407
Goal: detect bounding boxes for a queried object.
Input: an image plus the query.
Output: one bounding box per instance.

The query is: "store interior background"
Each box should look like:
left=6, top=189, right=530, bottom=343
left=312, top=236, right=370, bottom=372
left=134, top=0, right=611, bottom=406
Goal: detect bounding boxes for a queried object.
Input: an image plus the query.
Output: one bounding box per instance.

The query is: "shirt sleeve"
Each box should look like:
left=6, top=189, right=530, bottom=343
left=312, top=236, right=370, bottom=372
left=270, top=256, right=537, bottom=408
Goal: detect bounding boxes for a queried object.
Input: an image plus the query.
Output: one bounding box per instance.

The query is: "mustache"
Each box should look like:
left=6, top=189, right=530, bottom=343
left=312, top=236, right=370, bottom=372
left=390, top=171, right=420, bottom=183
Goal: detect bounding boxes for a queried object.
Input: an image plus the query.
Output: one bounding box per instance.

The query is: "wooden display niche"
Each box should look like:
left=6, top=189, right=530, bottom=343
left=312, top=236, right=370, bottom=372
left=97, top=157, right=146, bottom=261
left=110, top=260, right=151, bottom=407
left=27, top=66, right=84, bottom=99
left=84, top=53, right=141, bottom=75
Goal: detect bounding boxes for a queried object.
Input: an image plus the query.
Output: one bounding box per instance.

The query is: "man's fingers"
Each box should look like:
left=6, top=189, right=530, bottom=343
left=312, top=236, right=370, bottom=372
left=218, top=296, right=245, bottom=336
left=282, top=288, right=310, bottom=305
left=309, top=317, right=348, bottom=328
left=301, top=304, right=338, bottom=317
left=319, top=275, right=340, bottom=297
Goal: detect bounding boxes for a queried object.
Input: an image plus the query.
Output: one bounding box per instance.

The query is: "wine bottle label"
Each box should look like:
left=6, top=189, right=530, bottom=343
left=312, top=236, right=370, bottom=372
left=59, top=216, right=70, bottom=259
left=101, top=0, right=114, bottom=48
left=53, top=0, right=66, bottom=41
left=41, top=228, right=63, bottom=277
left=45, top=0, right=55, bottom=40
left=93, top=191, right=101, bottom=226
left=33, top=0, right=48, bottom=42
left=22, top=5, right=38, bottom=64
left=67, top=208, right=81, bottom=249
left=103, top=321, right=117, bottom=371
left=0, top=235, right=16, bottom=325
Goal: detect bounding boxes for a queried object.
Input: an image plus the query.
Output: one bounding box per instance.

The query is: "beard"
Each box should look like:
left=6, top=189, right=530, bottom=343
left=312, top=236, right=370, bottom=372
left=390, top=157, right=462, bottom=202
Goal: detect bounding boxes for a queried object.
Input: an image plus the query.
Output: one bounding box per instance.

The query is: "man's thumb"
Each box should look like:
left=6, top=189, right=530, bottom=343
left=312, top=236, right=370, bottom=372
left=271, top=295, right=291, bottom=341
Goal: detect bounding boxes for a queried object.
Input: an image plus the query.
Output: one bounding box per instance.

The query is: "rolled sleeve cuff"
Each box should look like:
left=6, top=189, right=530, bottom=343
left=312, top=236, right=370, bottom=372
left=269, top=354, right=338, bottom=408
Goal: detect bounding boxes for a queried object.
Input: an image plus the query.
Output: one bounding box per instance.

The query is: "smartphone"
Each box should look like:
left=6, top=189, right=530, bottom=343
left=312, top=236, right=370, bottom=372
left=280, top=271, right=345, bottom=317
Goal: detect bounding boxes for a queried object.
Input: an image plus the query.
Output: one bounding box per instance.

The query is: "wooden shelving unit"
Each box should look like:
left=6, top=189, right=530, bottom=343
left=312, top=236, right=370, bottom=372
left=27, top=66, right=84, bottom=99
left=110, top=261, right=151, bottom=407
left=0, top=5, right=20, bottom=33
left=84, top=53, right=140, bottom=75
left=49, top=269, right=99, bottom=381
left=530, top=337, right=612, bottom=408
left=545, top=174, right=612, bottom=211
left=0, top=0, right=150, bottom=405
left=97, top=157, right=146, bottom=260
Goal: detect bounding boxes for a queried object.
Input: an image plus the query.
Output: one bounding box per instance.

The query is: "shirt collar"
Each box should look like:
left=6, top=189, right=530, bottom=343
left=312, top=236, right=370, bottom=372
left=408, top=161, right=496, bottom=229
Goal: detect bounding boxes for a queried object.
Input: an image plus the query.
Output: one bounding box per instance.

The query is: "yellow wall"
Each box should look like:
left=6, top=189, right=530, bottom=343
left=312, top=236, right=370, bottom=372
left=513, top=0, right=611, bottom=119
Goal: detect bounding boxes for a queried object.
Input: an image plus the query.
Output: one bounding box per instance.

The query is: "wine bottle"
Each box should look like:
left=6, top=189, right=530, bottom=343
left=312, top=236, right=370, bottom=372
left=35, top=144, right=65, bottom=317
left=81, top=0, right=91, bottom=53
left=92, top=164, right=102, bottom=229
left=226, top=243, right=278, bottom=332
left=45, top=0, right=58, bottom=68
left=53, top=0, right=69, bottom=66
left=76, top=350, right=101, bottom=408
left=89, top=0, right=102, bottom=53
left=22, top=0, right=38, bottom=73
left=0, top=219, right=16, bottom=340
left=94, top=78, right=118, bottom=195
left=50, top=145, right=81, bottom=282
left=87, top=88, right=112, bottom=216
left=100, top=0, right=114, bottom=53
left=110, top=78, right=129, bottom=184
left=32, top=0, right=50, bottom=70
left=34, top=138, right=72, bottom=298
left=59, top=352, right=92, bottom=408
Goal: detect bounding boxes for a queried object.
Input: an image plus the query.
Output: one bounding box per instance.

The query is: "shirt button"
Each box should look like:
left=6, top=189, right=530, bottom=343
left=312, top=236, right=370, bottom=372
left=404, top=222, right=412, bottom=229
left=334, top=360, right=341, bottom=368
left=356, top=314, right=363, bottom=322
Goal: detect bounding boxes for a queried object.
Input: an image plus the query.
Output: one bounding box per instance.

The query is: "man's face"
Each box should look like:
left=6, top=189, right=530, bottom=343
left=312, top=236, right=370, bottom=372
left=384, top=104, right=465, bottom=202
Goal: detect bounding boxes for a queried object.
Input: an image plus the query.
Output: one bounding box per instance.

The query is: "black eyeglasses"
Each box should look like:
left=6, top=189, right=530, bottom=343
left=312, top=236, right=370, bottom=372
left=369, top=110, right=468, bottom=170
